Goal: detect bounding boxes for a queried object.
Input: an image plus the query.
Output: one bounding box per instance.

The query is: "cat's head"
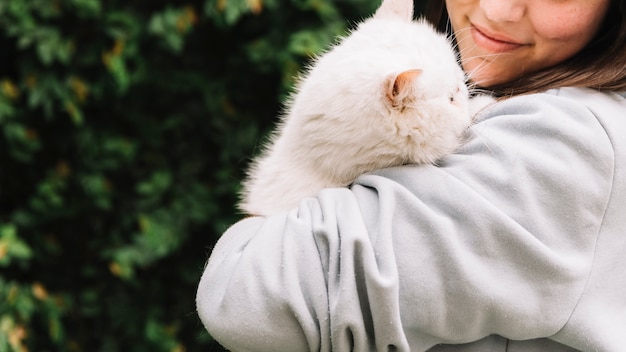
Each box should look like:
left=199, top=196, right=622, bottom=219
left=288, top=0, right=472, bottom=165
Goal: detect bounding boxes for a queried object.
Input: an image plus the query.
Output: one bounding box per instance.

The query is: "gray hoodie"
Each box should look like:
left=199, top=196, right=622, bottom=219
left=197, top=87, right=626, bottom=352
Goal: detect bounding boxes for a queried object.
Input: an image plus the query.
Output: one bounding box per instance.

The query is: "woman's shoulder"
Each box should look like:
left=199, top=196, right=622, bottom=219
left=477, top=87, right=626, bottom=131
left=472, top=87, right=626, bottom=167
left=541, top=87, right=626, bottom=137
left=495, top=86, right=622, bottom=106
left=506, top=87, right=626, bottom=113
left=549, top=86, right=626, bottom=104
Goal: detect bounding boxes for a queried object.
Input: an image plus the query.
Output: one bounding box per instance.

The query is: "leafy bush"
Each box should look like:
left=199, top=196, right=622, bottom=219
left=0, top=0, right=429, bottom=350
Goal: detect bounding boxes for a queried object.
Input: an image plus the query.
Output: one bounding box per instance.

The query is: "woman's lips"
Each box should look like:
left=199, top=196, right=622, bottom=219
left=470, top=24, right=526, bottom=53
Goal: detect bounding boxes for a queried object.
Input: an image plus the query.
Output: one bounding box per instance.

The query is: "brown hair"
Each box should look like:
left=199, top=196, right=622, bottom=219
left=425, top=0, right=626, bottom=96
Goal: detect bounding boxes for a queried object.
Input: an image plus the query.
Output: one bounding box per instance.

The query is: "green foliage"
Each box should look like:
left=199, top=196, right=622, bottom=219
left=0, top=0, right=430, bottom=350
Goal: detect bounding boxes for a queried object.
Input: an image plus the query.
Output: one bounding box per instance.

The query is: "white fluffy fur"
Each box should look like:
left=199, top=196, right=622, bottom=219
left=240, top=0, right=491, bottom=215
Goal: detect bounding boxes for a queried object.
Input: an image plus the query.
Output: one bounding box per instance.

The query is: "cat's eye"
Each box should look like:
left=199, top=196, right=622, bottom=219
left=449, top=86, right=462, bottom=104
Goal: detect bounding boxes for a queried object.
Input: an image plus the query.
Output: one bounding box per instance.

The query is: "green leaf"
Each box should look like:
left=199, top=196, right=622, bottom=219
left=0, top=224, right=33, bottom=266
left=34, top=27, right=74, bottom=65
left=205, top=0, right=258, bottom=27
left=0, top=97, right=15, bottom=124
left=105, top=55, right=130, bottom=93
left=3, top=122, right=42, bottom=162
left=148, top=7, right=197, bottom=53
left=136, top=171, right=172, bottom=196
left=68, top=0, right=102, bottom=18
left=80, top=174, right=112, bottom=210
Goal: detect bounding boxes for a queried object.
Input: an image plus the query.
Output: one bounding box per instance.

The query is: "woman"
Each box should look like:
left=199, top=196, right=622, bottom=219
left=197, top=0, right=626, bottom=351
left=426, top=0, right=626, bottom=94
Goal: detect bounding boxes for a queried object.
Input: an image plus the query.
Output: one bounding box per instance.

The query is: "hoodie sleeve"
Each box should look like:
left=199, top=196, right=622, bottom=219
left=196, top=89, right=614, bottom=352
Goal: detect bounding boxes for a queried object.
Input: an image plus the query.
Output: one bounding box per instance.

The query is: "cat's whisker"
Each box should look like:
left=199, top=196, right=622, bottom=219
left=445, top=18, right=453, bottom=35
left=462, top=50, right=517, bottom=88
left=448, top=27, right=474, bottom=53
left=466, top=124, right=500, bottom=158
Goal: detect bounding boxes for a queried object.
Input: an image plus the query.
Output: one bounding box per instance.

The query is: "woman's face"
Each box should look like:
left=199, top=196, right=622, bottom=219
left=447, top=0, right=611, bottom=87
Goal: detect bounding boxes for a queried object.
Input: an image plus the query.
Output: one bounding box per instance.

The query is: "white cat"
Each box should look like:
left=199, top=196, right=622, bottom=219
left=239, top=0, right=492, bottom=216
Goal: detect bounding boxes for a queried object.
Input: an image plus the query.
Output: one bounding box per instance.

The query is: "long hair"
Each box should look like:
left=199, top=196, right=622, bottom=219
left=425, top=0, right=626, bottom=96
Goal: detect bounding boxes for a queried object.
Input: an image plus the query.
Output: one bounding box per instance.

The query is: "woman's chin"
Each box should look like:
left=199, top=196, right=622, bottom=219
left=462, top=59, right=518, bottom=88
left=467, top=71, right=515, bottom=89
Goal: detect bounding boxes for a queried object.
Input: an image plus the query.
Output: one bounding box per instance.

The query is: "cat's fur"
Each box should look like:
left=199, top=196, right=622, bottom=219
left=239, top=0, right=492, bottom=215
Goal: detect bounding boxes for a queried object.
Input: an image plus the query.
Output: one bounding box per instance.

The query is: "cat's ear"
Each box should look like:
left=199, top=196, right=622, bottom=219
left=385, top=69, right=422, bottom=109
left=374, top=0, right=414, bottom=21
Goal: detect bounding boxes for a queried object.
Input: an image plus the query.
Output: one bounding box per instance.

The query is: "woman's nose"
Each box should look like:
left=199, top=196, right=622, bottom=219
left=479, top=0, right=526, bottom=22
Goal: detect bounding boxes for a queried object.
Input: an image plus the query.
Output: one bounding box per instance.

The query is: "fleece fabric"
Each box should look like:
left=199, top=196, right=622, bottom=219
left=196, top=87, right=626, bottom=352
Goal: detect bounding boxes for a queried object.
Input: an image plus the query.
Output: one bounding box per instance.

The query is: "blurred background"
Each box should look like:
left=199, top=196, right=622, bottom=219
left=0, top=0, right=428, bottom=350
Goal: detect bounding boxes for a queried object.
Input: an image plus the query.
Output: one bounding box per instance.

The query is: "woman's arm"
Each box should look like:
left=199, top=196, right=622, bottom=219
left=196, top=89, right=614, bottom=352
